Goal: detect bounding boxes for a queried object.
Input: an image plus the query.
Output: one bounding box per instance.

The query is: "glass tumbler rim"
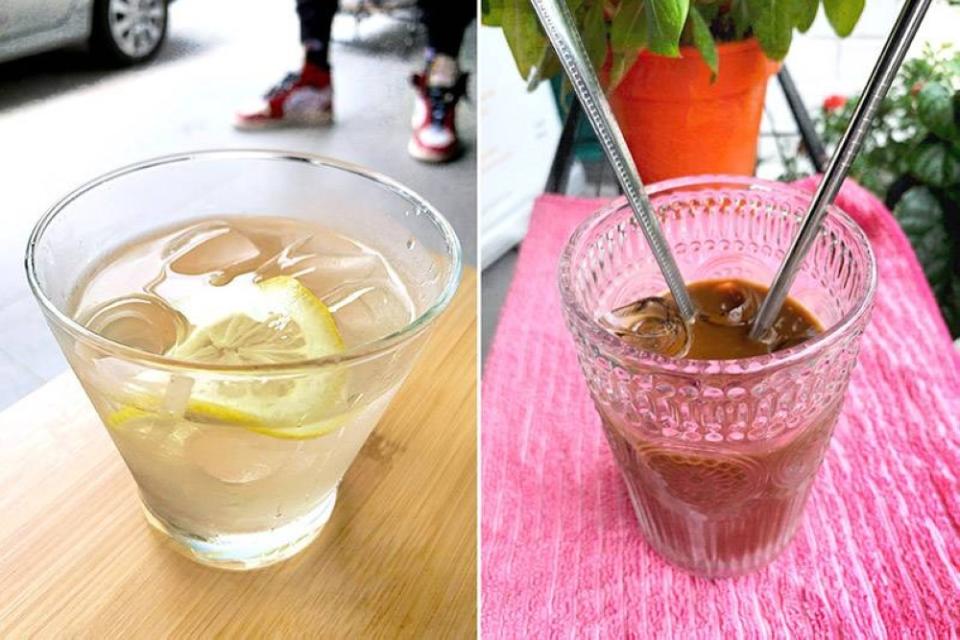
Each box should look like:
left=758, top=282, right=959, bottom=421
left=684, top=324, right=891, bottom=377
left=25, top=149, right=463, bottom=374
left=557, top=174, right=878, bottom=374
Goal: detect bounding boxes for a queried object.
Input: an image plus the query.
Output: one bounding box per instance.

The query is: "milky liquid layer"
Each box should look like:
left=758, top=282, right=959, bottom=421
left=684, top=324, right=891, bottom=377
left=68, top=217, right=419, bottom=565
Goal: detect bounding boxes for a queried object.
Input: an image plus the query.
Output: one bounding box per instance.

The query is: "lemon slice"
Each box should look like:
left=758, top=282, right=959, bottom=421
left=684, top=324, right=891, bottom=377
left=172, top=275, right=344, bottom=364
left=108, top=276, right=348, bottom=440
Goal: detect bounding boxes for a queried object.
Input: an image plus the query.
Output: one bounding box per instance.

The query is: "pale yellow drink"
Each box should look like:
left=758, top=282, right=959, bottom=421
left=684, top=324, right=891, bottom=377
left=70, top=216, right=417, bottom=567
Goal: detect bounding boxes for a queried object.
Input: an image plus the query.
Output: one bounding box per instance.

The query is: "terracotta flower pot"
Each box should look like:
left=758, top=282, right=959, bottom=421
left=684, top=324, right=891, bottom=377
left=608, top=39, right=780, bottom=183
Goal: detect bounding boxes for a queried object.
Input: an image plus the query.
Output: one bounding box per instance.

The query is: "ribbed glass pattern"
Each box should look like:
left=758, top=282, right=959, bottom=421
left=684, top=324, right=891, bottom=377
left=559, top=177, right=877, bottom=577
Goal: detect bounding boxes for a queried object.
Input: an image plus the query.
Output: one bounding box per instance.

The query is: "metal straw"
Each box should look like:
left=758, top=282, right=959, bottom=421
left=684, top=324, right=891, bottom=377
left=750, top=0, right=934, bottom=340
left=530, top=0, right=696, bottom=323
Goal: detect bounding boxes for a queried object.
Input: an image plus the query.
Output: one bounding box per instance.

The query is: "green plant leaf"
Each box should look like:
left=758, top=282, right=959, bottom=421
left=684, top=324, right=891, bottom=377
left=611, top=0, right=649, bottom=50
left=823, top=0, right=864, bottom=37
left=498, top=0, right=548, bottom=79
left=791, top=0, right=818, bottom=32
left=610, top=50, right=641, bottom=89
left=579, top=0, right=608, bottom=72
left=645, top=0, right=690, bottom=57
left=908, top=142, right=960, bottom=188
left=525, top=45, right=562, bottom=88
left=730, top=0, right=752, bottom=39
left=696, top=2, right=719, bottom=23
left=610, top=0, right=648, bottom=88
left=893, top=186, right=953, bottom=296
left=481, top=0, right=504, bottom=26
left=747, top=0, right=794, bottom=60
left=688, top=5, right=719, bottom=76
left=916, top=83, right=960, bottom=142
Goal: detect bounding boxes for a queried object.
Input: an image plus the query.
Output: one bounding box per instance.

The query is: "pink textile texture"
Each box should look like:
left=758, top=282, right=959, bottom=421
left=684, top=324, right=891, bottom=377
left=481, top=179, right=960, bottom=638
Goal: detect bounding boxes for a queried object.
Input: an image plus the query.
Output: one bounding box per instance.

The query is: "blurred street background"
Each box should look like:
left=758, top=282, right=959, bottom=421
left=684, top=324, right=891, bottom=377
left=0, top=0, right=477, bottom=408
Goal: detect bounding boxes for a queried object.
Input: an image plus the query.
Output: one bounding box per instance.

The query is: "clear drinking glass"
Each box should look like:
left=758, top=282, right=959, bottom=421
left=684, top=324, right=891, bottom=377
left=26, top=150, right=462, bottom=570
left=559, top=176, right=876, bottom=578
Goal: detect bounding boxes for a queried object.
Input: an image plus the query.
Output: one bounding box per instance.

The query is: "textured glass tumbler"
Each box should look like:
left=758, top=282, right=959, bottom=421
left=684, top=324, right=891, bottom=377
left=559, top=176, right=876, bottom=578
left=26, top=151, right=462, bottom=570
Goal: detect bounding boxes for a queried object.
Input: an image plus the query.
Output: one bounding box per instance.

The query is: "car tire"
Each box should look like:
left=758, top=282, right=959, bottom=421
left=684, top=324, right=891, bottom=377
left=90, top=0, right=168, bottom=66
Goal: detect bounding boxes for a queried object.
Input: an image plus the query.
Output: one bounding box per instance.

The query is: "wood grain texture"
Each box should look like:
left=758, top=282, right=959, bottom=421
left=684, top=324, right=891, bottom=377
left=0, top=270, right=477, bottom=639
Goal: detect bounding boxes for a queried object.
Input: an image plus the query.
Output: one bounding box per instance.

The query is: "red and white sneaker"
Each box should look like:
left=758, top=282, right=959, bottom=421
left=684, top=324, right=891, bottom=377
left=408, top=56, right=467, bottom=163
left=234, top=64, right=333, bottom=130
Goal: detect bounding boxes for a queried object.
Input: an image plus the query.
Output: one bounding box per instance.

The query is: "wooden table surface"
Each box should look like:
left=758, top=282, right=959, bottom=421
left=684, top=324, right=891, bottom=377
left=0, top=270, right=477, bottom=639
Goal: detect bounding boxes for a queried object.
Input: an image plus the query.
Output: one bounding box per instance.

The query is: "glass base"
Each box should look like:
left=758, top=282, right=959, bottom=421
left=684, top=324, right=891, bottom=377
left=624, top=479, right=806, bottom=578
left=142, top=488, right=337, bottom=571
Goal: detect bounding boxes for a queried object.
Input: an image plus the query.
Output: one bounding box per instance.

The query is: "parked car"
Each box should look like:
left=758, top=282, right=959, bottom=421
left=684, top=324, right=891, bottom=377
left=0, top=0, right=170, bottom=66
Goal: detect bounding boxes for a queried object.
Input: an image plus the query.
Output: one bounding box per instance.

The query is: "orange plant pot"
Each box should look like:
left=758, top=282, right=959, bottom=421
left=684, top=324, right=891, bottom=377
left=608, top=39, right=780, bottom=183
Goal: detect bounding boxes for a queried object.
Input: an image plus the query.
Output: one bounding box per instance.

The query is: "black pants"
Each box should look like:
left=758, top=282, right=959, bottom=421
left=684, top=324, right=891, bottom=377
left=297, top=0, right=474, bottom=63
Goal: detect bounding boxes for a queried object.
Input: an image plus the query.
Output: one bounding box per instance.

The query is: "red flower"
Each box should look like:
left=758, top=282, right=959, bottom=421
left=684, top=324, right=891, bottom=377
left=822, top=95, right=847, bottom=112
left=911, top=81, right=925, bottom=96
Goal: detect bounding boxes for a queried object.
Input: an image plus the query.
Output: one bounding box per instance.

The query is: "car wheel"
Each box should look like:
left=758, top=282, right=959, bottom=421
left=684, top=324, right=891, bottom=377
left=90, top=0, right=168, bottom=66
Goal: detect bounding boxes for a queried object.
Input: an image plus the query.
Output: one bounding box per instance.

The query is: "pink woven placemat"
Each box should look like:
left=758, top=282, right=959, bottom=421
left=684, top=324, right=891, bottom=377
left=481, top=179, right=960, bottom=638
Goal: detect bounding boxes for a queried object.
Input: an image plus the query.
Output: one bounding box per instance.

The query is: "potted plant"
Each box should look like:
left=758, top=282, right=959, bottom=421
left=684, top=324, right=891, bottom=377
left=483, top=0, right=866, bottom=182
left=814, top=43, right=960, bottom=335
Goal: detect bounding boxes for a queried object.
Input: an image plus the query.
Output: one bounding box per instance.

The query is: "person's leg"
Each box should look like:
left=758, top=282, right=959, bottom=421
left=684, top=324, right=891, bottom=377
left=297, top=0, right=338, bottom=71
left=408, top=1, right=474, bottom=162
left=419, top=0, right=473, bottom=61
left=235, top=0, right=338, bottom=130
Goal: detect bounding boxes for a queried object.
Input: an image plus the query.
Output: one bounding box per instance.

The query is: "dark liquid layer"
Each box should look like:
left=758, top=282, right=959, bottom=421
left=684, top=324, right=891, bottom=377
left=601, top=279, right=823, bottom=360
left=597, top=280, right=832, bottom=576
left=601, top=404, right=839, bottom=577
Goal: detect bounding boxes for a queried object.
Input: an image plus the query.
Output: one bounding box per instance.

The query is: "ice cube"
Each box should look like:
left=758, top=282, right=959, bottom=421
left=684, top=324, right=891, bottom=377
left=255, top=240, right=386, bottom=297
left=698, top=281, right=760, bottom=328
left=288, top=254, right=384, bottom=290
left=167, top=222, right=261, bottom=282
left=600, top=296, right=691, bottom=358
left=295, top=229, right=369, bottom=255
left=161, top=375, right=194, bottom=417
left=770, top=318, right=819, bottom=351
left=82, top=294, right=188, bottom=354
left=252, top=233, right=415, bottom=344
left=186, top=424, right=295, bottom=484
left=327, top=280, right=415, bottom=345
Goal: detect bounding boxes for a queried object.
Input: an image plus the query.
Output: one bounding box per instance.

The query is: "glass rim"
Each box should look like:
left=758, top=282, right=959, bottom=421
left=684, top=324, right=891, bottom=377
left=558, top=174, right=878, bottom=374
left=25, top=149, right=463, bottom=374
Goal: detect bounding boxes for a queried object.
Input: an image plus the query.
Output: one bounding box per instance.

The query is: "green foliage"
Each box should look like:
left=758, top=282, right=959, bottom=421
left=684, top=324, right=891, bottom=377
left=481, top=0, right=505, bottom=24
left=894, top=186, right=952, bottom=299
left=581, top=1, right=610, bottom=71
left=916, top=82, right=960, bottom=141
left=483, top=0, right=866, bottom=85
left=610, top=0, right=648, bottom=86
left=818, top=44, right=960, bottom=336
left=730, top=0, right=752, bottom=39
left=822, top=0, right=864, bottom=36
left=495, top=1, right=544, bottom=79
left=747, top=0, right=796, bottom=61
left=688, top=5, right=718, bottom=76
left=644, top=0, right=690, bottom=56
left=909, top=142, right=960, bottom=188
left=792, top=0, right=819, bottom=32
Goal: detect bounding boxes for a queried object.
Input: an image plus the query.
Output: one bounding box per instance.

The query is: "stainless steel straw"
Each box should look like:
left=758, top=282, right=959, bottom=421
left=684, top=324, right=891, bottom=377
left=749, top=0, right=934, bottom=340
left=531, top=0, right=696, bottom=323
